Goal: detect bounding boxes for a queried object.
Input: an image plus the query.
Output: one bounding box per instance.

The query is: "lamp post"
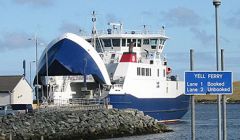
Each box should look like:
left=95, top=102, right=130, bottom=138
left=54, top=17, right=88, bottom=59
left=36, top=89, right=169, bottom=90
left=35, top=36, right=39, bottom=109
left=29, top=35, right=39, bottom=109
left=213, top=0, right=221, bottom=140
left=46, top=47, right=49, bottom=101
left=29, top=60, right=36, bottom=87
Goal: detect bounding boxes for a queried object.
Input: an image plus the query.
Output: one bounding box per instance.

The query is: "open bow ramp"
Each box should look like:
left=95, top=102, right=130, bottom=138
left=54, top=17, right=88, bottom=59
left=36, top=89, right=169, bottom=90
left=37, top=33, right=111, bottom=85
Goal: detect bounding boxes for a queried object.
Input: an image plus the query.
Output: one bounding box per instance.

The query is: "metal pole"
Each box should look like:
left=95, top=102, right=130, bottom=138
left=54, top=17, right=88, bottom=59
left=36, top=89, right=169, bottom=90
left=221, top=49, right=227, bottom=140
left=213, top=0, right=222, bottom=139
left=30, top=62, right=32, bottom=86
left=190, top=49, right=195, bottom=140
left=23, top=60, right=26, bottom=77
left=35, top=35, right=39, bottom=110
left=46, top=48, right=49, bottom=101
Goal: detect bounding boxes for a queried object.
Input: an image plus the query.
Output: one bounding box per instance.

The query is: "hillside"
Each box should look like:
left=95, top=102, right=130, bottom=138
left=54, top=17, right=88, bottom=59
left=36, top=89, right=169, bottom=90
left=195, top=81, right=240, bottom=103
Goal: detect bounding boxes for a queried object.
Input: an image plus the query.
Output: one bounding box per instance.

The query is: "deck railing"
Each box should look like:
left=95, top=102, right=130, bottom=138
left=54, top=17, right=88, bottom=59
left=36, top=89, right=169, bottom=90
left=38, top=98, right=109, bottom=113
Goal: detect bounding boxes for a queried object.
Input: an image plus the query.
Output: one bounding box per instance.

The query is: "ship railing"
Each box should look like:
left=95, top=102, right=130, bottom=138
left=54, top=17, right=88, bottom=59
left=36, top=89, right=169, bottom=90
left=38, top=98, right=109, bottom=113
left=96, top=29, right=165, bottom=36
left=69, top=98, right=104, bottom=105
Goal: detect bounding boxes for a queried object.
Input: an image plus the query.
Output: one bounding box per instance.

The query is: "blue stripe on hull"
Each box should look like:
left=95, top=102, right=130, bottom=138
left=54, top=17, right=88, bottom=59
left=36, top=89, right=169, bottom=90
left=108, top=94, right=190, bottom=121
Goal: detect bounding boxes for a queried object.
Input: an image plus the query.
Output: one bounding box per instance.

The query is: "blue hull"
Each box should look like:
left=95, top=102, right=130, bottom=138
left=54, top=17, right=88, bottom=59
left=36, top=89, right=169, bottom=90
left=108, top=94, right=190, bottom=121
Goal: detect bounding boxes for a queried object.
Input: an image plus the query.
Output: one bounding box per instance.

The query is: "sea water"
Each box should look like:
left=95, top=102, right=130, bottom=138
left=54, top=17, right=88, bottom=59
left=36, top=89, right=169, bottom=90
left=107, top=104, right=240, bottom=140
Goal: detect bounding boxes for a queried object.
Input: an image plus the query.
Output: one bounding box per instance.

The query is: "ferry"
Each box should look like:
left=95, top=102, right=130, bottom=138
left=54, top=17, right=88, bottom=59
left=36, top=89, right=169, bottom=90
left=36, top=13, right=190, bottom=121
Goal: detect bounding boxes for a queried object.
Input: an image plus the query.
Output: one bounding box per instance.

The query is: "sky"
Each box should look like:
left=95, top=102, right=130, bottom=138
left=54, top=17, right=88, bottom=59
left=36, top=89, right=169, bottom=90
left=0, top=0, right=239, bottom=82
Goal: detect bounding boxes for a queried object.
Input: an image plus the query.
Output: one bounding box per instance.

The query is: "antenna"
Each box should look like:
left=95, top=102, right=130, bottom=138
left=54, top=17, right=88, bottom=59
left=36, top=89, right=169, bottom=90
left=161, top=25, right=165, bottom=35
left=91, top=11, right=97, bottom=49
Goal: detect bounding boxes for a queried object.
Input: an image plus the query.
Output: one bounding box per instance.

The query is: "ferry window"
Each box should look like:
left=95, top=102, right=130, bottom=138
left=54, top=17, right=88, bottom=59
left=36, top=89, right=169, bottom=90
left=150, top=39, right=157, bottom=49
left=143, top=39, right=149, bottom=45
left=151, top=45, right=156, bottom=49
left=112, top=39, right=120, bottom=47
left=162, top=40, right=166, bottom=45
left=141, top=68, right=145, bottom=76
left=127, top=39, right=131, bottom=46
left=95, top=39, right=102, bottom=52
left=102, top=39, right=111, bottom=47
left=150, top=68, right=151, bottom=76
left=137, top=39, right=141, bottom=47
left=132, top=39, right=136, bottom=47
left=157, top=69, right=159, bottom=77
left=146, top=68, right=149, bottom=76
left=159, top=39, right=166, bottom=45
left=137, top=67, right=140, bottom=76
left=122, top=39, right=126, bottom=47
left=160, top=39, right=163, bottom=45
left=163, top=69, right=166, bottom=77
left=150, top=39, right=157, bottom=45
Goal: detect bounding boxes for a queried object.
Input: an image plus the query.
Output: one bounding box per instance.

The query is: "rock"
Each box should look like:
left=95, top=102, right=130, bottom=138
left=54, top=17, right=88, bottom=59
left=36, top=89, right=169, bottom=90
left=24, top=122, right=31, bottom=126
left=0, top=106, right=170, bottom=140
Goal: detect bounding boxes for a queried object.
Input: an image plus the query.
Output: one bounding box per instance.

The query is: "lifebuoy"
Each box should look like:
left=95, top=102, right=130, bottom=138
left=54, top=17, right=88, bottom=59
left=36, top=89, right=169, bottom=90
left=166, top=67, right=171, bottom=75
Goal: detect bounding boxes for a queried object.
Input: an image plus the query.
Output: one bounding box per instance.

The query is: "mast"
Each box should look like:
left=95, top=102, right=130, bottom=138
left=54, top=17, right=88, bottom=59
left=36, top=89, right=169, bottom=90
left=92, top=11, right=97, bottom=49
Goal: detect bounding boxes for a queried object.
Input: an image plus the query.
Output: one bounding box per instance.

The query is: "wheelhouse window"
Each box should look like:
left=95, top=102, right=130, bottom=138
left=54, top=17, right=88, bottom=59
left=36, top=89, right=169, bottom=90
left=150, top=39, right=157, bottom=45
left=95, top=39, right=103, bottom=52
left=150, top=39, right=157, bottom=49
left=159, top=39, right=166, bottom=45
left=143, top=39, right=149, bottom=45
left=112, top=39, right=120, bottom=47
left=122, top=38, right=126, bottom=47
left=102, top=39, right=111, bottom=47
left=137, top=39, right=141, bottom=47
left=132, top=39, right=136, bottom=47
left=127, top=39, right=131, bottom=46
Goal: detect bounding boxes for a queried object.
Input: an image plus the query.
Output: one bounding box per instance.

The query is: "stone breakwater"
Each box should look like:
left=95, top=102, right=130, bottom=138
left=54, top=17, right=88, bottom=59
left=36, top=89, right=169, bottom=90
left=0, top=108, right=171, bottom=140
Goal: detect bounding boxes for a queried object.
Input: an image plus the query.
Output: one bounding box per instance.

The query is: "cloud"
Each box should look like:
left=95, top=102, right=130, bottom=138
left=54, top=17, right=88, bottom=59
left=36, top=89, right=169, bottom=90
left=0, top=31, right=45, bottom=51
left=162, top=7, right=202, bottom=27
left=190, top=27, right=214, bottom=46
left=224, top=10, right=240, bottom=30
left=58, top=22, right=85, bottom=35
left=12, top=0, right=55, bottom=7
left=164, top=52, right=215, bottom=80
left=190, top=27, right=230, bottom=47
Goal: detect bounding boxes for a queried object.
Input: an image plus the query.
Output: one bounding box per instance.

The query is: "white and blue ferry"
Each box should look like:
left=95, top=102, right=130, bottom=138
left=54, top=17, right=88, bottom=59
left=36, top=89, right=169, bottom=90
left=36, top=16, right=189, bottom=121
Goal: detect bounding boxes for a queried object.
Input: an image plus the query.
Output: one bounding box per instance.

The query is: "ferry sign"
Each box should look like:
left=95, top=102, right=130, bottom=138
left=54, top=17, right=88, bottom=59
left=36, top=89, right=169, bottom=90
left=184, top=71, right=232, bottom=95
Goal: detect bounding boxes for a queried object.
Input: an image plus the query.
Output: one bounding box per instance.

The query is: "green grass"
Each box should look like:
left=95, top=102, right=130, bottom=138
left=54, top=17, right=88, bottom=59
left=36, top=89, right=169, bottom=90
left=194, top=81, right=240, bottom=103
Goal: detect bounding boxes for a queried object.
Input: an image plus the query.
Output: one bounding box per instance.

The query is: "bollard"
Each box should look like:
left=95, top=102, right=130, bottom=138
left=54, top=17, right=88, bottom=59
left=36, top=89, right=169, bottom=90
left=9, top=132, right=12, bottom=140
